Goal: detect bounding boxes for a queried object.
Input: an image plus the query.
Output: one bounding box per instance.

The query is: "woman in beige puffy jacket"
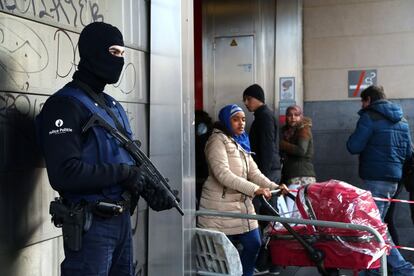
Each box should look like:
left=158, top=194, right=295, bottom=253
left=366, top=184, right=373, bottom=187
left=198, top=104, right=287, bottom=276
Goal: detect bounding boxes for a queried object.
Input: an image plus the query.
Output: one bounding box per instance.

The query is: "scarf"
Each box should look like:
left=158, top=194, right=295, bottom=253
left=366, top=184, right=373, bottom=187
left=218, top=104, right=251, bottom=153
left=283, top=105, right=304, bottom=141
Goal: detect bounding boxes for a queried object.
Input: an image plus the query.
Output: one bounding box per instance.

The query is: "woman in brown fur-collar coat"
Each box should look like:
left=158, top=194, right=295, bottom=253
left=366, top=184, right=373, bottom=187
left=280, top=105, right=316, bottom=187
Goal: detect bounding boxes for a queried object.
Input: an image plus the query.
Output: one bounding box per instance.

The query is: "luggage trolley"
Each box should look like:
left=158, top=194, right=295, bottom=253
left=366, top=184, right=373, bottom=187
left=263, top=180, right=390, bottom=276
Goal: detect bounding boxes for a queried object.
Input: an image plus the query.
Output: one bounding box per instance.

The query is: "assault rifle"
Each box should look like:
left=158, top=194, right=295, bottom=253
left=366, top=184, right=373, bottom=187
left=82, top=114, right=184, bottom=216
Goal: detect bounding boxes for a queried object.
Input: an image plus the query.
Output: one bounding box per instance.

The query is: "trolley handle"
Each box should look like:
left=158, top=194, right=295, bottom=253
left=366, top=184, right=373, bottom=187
left=270, top=188, right=296, bottom=201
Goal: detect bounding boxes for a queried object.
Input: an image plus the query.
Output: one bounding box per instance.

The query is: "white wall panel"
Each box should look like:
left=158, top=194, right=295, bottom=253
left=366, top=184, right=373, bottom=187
left=305, top=0, right=414, bottom=38
left=0, top=0, right=103, bottom=30
left=304, top=0, right=414, bottom=101
left=149, top=0, right=195, bottom=275
left=306, top=34, right=414, bottom=70
left=105, top=0, right=149, bottom=50
left=305, top=0, right=389, bottom=6
left=275, top=0, right=303, bottom=108
left=0, top=13, right=147, bottom=102
left=0, top=0, right=149, bottom=50
left=0, top=238, right=62, bottom=276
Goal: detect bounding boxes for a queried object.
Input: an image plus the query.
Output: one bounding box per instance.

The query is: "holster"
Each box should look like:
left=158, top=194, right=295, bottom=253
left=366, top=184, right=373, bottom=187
left=49, top=198, right=91, bottom=251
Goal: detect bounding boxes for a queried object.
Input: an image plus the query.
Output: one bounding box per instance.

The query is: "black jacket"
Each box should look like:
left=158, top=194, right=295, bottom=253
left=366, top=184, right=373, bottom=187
left=249, top=105, right=281, bottom=181
left=35, top=82, right=131, bottom=195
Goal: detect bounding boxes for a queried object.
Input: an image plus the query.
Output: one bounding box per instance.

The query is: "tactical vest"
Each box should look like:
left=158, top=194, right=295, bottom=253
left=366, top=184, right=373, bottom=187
left=55, top=86, right=135, bottom=202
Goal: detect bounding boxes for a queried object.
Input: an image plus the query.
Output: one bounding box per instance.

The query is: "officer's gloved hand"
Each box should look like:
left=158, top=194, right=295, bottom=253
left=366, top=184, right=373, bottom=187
left=142, top=186, right=178, bottom=212
left=121, top=165, right=149, bottom=195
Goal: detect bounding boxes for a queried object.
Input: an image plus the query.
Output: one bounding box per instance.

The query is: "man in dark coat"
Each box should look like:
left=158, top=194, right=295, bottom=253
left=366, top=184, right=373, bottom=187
left=243, top=84, right=281, bottom=273
left=243, top=84, right=281, bottom=182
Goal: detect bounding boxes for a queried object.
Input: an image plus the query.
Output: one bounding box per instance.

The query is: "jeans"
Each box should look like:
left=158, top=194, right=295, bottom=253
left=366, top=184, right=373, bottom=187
left=410, top=192, right=414, bottom=225
left=228, top=228, right=261, bottom=276
left=360, top=180, right=414, bottom=276
left=384, top=181, right=403, bottom=245
left=61, top=211, right=133, bottom=276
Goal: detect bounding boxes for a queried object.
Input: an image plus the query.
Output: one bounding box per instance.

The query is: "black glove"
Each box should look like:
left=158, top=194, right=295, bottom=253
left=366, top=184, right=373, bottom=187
left=121, top=165, right=149, bottom=195
left=141, top=186, right=178, bottom=212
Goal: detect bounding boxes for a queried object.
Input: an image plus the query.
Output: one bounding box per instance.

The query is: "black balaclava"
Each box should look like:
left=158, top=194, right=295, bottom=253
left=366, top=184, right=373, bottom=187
left=73, top=22, right=124, bottom=93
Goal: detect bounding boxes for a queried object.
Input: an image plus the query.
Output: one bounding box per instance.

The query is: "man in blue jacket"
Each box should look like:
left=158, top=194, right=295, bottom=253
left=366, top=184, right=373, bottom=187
left=347, top=85, right=414, bottom=275
left=36, top=22, right=175, bottom=276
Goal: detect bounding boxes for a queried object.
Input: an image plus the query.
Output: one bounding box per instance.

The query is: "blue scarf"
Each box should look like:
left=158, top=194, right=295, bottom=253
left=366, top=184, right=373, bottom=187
left=218, top=104, right=251, bottom=153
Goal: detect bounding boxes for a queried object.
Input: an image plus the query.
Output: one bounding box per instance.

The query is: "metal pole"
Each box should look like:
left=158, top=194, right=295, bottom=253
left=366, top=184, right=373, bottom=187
left=195, top=210, right=388, bottom=276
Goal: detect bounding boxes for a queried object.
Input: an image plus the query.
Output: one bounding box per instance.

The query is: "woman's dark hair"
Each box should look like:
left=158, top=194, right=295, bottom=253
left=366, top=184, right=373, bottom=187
left=212, top=121, right=232, bottom=137
left=195, top=110, right=213, bottom=136
left=360, top=85, right=386, bottom=103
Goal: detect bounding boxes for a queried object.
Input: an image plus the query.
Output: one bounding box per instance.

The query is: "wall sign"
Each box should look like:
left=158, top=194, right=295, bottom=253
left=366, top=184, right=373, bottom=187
left=280, top=77, right=295, bottom=101
left=279, top=77, right=296, bottom=125
left=348, top=69, right=377, bottom=97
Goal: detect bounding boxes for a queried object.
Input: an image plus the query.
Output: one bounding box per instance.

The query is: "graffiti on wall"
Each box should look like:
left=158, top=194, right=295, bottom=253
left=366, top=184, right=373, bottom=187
left=0, top=18, right=48, bottom=91
left=0, top=16, right=139, bottom=96
left=0, top=0, right=104, bottom=28
left=0, top=92, right=44, bottom=171
left=0, top=92, right=44, bottom=120
left=0, top=87, right=47, bottom=242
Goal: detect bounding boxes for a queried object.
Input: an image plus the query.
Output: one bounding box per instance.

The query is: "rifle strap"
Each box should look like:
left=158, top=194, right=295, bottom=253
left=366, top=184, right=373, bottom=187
left=73, top=80, right=129, bottom=138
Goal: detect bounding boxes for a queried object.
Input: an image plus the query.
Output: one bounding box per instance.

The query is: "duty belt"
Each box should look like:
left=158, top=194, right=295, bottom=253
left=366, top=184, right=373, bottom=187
left=49, top=197, right=131, bottom=251
left=91, top=199, right=130, bottom=218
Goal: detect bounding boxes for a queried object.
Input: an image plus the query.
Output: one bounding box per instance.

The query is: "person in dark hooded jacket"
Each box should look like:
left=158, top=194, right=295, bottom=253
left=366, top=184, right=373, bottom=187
left=347, top=85, right=414, bottom=276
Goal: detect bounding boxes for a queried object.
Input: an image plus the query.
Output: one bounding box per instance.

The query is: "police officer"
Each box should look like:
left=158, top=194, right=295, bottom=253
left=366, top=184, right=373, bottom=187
left=36, top=22, right=174, bottom=276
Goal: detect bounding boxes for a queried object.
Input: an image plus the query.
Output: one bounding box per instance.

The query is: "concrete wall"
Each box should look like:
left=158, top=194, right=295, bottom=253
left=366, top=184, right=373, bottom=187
left=303, top=0, right=414, bottom=262
left=304, top=0, right=414, bottom=101
left=0, top=1, right=150, bottom=275
left=275, top=0, right=303, bottom=110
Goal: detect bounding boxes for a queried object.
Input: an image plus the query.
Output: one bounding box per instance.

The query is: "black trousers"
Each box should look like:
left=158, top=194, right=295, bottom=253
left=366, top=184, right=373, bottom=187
left=384, top=181, right=404, bottom=245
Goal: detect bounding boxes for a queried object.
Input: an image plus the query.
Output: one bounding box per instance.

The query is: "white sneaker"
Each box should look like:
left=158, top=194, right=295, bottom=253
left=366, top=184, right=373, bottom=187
left=253, top=268, right=269, bottom=275
left=268, top=266, right=281, bottom=275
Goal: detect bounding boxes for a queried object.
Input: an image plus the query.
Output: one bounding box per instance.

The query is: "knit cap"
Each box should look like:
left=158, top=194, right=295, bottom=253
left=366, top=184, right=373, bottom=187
left=243, top=84, right=265, bottom=103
